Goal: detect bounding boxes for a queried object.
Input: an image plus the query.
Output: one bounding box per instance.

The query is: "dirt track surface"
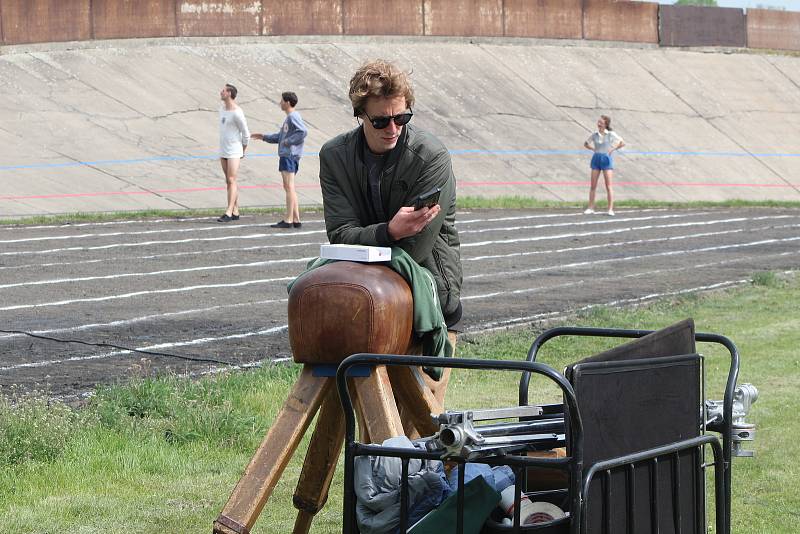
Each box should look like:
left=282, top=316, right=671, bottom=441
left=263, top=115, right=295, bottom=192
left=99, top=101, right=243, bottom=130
left=1, top=207, right=798, bottom=399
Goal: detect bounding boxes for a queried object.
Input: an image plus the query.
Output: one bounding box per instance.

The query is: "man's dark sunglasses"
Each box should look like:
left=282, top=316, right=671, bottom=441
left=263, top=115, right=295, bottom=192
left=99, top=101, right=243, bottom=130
left=364, top=110, right=413, bottom=130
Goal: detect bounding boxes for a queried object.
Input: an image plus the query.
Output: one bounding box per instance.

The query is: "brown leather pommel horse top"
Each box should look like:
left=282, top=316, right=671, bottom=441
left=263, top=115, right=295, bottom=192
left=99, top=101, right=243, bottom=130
left=288, top=261, right=414, bottom=364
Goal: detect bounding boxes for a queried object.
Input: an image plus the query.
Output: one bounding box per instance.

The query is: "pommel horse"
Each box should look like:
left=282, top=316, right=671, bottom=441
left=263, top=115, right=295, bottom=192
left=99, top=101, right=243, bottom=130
left=213, top=261, right=455, bottom=534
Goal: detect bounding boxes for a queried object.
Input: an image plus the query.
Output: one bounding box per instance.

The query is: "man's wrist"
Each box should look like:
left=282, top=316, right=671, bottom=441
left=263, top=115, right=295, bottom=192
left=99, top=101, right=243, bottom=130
left=377, top=222, right=394, bottom=246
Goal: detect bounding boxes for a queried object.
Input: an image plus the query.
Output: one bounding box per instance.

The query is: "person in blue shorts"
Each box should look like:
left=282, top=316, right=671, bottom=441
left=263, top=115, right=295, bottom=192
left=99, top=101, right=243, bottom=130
left=583, top=115, right=625, bottom=216
left=251, top=91, right=308, bottom=228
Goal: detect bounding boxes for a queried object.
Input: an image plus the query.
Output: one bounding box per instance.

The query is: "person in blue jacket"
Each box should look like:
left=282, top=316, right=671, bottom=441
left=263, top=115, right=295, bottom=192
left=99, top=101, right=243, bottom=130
left=251, top=91, right=308, bottom=228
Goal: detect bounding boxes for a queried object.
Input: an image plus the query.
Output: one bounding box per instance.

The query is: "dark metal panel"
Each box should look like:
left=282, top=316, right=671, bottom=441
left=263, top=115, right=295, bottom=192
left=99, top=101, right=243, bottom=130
left=659, top=5, right=746, bottom=48
left=262, top=0, right=342, bottom=36
left=583, top=0, right=658, bottom=44
left=423, top=0, right=503, bottom=37
left=92, top=0, right=177, bottom=40
left=1, top=0, right=91, bottom=44
left=177, top=0, right=260, bottom=37
left=747, top=8, right=800, bottom=52
left=504, top=0, right=582, bottom=40
left=343, top=0, right=423, bottom=36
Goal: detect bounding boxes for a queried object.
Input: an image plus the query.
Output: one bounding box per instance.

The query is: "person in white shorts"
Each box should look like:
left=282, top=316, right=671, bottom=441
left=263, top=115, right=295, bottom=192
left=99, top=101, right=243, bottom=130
left=218, top=83, right=250, bottom=222
left=583, top=115, right=625, bottom=216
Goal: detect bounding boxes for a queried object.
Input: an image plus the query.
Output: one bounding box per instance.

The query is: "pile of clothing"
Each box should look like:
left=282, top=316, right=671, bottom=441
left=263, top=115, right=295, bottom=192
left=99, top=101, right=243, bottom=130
left=354, top=436, right=515, bottom=534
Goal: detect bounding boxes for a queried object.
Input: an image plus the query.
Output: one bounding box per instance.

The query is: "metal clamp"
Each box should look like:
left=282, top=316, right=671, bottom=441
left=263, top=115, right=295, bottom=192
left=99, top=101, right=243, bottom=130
left=706, top=383, right=758, bottom=457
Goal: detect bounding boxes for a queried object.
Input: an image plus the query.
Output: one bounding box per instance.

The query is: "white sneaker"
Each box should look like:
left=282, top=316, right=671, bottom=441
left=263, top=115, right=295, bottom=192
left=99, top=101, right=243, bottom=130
left=583, top=208, right=595, bottom=215
left=607, top=210, right=615, bottom=216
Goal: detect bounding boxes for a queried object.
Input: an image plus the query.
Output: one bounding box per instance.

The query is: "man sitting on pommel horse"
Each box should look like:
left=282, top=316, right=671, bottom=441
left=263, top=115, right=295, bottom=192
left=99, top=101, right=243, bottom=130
left=319, top=58, right=463, bottom=402
left=212, top=60, right=463, bottom=534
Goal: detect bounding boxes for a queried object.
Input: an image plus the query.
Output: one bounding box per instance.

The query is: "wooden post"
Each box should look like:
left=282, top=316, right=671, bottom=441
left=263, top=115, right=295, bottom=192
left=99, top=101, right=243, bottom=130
left=213, top=367, right=331, bottom=534
left=291, top=385, right=346, bottom=534
left=352, top=365, right=405, bottom=442
left=388, top=365, right=443, bottom=438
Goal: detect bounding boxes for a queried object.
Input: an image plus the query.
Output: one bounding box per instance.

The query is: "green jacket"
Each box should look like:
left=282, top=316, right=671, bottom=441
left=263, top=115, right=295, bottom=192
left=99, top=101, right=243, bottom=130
left=319, top=123, right=462, bottom=319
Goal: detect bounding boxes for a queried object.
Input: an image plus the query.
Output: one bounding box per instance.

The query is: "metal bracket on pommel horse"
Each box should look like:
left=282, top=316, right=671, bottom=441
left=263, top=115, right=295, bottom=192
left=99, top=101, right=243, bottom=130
left=213, top=261, right=453, bottom=534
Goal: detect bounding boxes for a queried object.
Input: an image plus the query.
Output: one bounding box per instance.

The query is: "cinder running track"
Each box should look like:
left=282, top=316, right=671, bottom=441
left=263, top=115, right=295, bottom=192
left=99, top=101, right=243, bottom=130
left=1, top=207, right=798, bottom=398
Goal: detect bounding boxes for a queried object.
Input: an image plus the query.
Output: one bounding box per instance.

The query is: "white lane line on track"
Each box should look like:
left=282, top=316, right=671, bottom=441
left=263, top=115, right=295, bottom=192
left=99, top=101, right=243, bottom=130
left=3, top=228, right=793, bottom=341
left=1, top=209, right=663, bottom=235
left=456, top=208, right=676, bottom=228
left=467, top=279, right=749, bottom=334
left=0, top=298, right=288, bottom=341
left=464, top=236, right=800, bottom=281
left=468, top=267, right=799, bottom=334
left=0, top=224, right=326, bottom=244
left=5, top=225, right=794, bottom=338
left=0, top=216, right=219, bottom=231
left=5, top=218, right=795, bottom=272
left=0, top=241, right=323, bottom=271
left=0, top=325, right=289, bottom=372
left=4, top=219, right=791, bottom=291
left=461, top=215, right=796, bottom=248
left=0, top=216, right=794, bottom=300
left=456, top=208, right=676, bottom=225
left=0, top=210, right=718, bottom=247
left=462, top=249, right=798, bottom=301
left=458, top=211, right=724, bottom=235
left=5, top=251, right=796, bottom=371
left=0, top=233, right=327, bottom=257
left=464, top=222, right=800, bottom=261
left=0, top=257, right=314, bottom=290
left=3, top=213, right=793, bottom=261
left=0, top=277, right=295, bottom=312
left=0, top=217, right=327, bottom=231
left=3, top=209, right=676, bottom=235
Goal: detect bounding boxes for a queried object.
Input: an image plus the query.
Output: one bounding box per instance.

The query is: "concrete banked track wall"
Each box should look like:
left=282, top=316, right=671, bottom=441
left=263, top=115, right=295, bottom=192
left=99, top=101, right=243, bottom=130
left=1, top=0, right=799, bottom=216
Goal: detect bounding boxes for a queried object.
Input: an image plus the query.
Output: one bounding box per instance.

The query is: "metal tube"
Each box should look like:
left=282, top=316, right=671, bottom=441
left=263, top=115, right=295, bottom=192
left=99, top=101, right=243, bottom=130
left=474, top=418, right=565, bottom=437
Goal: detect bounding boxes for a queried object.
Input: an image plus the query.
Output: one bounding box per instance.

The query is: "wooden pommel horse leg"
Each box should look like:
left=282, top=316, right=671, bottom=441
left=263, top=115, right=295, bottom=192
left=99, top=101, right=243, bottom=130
left=291, top=385, right=345, bottom=533
left=213, top=367, right=331, bottom=534
left=214, top=262, right=447, bottom=534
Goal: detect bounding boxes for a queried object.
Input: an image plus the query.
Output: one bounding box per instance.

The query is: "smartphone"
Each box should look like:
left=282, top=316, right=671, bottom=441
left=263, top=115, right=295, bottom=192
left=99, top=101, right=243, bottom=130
left=413, top=187, right=442, bottom=210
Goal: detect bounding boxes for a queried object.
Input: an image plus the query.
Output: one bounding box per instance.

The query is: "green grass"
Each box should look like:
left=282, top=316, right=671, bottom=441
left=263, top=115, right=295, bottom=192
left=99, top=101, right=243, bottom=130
left=2, top=198, right=799, bottom=226
left=1, top=272, right=798, bottom=533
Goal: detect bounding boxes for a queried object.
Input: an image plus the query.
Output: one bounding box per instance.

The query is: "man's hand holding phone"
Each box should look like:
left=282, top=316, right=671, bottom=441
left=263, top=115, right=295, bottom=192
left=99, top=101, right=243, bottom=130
left=387, top=187, right=442, bottom=241
left=413, top=187, right=441, bottom=211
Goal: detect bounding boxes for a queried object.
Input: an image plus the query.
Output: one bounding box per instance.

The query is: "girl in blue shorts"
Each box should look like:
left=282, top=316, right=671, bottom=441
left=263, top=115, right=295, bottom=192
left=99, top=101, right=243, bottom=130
left=583, top=115, right=625, bottom=216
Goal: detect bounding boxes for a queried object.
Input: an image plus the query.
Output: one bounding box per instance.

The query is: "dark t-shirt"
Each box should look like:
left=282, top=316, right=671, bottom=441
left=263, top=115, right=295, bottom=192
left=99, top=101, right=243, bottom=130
left=363, top=148, right=387, bottom=222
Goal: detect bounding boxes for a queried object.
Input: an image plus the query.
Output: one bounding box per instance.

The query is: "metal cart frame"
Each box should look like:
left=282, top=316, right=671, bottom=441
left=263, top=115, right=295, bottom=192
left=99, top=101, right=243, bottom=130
left=337, top=348, right=729, bottom=534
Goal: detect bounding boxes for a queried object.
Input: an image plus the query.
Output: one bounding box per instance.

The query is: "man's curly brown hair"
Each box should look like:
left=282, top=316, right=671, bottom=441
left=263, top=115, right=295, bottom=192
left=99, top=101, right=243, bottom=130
left=348, top=60, right=415, bottom=117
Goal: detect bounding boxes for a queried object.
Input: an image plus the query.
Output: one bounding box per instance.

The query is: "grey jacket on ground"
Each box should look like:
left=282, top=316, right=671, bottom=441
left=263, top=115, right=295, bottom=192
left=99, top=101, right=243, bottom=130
left=354, top=436, right=450, bottom=534
left=318, top=123, right=462, bottom=318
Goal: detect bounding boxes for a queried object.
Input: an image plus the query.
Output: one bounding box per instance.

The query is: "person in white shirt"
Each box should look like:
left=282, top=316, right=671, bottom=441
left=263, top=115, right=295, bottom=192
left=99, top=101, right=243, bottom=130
left=583, top=115, right=625, bottom=216
left=218, top=83, right=250, bottom=222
